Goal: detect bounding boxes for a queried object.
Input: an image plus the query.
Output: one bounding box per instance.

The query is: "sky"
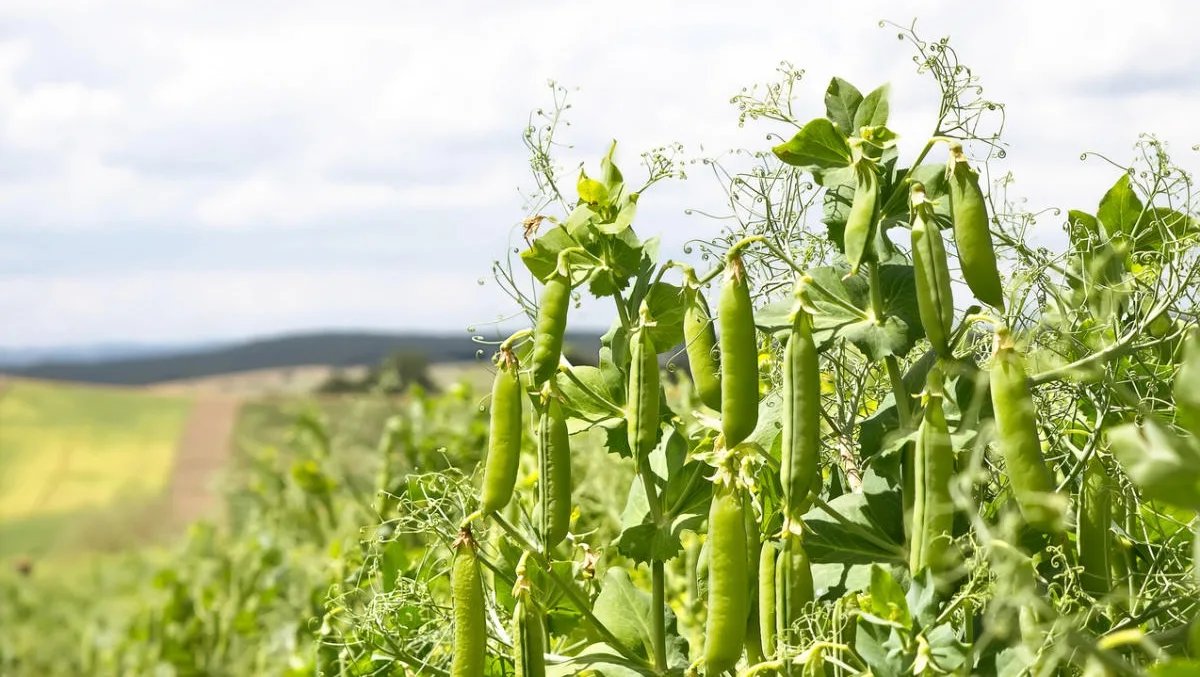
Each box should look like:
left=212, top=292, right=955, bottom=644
left=0, top=0, right=1198, bottom=348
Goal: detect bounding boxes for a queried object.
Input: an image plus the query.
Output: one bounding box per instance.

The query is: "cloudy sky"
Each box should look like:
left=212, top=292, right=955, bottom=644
left=0, top=0, right=1197, bottom=348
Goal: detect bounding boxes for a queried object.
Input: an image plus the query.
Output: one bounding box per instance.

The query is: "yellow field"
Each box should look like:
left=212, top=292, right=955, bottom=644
left=0, top=380, right=192, bottom=521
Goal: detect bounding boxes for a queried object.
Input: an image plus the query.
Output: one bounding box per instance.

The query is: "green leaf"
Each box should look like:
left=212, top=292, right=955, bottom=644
left=801, top=470, right=905, bottom=564
left=642, top=281, right=686, bottom=351
left=905, top=568, right=938, bottom=629
left=868, top=563, right=912, bottom=628
left=1108, top=418, right=1200, bottom=511
left=854, top=621, right=910, bottom=677
left=589, top=568, right=688, bottom=668
left=1066, top=209, right=1101, bottom=254
left=824, top=77, right=864, bottom=135
left=591, top=568, right=655, bottom=659
left=853, top=84, right=891, bottom=132
left=520, top=226, right=577, bottom=282
left=1096, top=173, right=1143, bottom=237
left=811, top=562, right=903, bottom=601
left=1133, top=206, right=1200, bottom=251
left=808, top=265, right=924, bottom=360
left=578, top=170, right=610, bottom=206
left=600, top=140, right=625, bottom=201
left=555, top=366, right=621, bottom=421
left=772, top=118, right=854, bottom=172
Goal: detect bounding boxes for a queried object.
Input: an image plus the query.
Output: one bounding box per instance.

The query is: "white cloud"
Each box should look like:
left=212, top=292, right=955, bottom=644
left=0, top=0, right=1197, bottom=346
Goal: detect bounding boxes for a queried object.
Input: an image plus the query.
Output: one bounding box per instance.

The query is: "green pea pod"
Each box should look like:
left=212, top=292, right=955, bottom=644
left=909, top=368, right=957, bottom=577
left=844, top=159, right=879, bottom=276
left=1175, top=327, right=1200, bottom=438
left=627, top=310, right=661, bottom=460
left=684, top=277, right=722, bottom=411
left=743, top=511, right=764, bottom=666
left=782, top=302, right=820, bottom=526
left=990, top=330, right=1062, bottom=532
left=538, top=395, right=572, bottom=550
left=948, top=143, right=1005, bottom=310
left=1076, top=455, right=1113, bottom=599
left=481, top=348, right=524, bottom=515
left=720, top=254, right=760, bottom=447
left=530, top=274, right=571, bottom=386
left=513, top=582, right=546, bottom=677
left=705, top=484, right=751, bottom=675
left=910, top=183, right=955, bottom=357
left=775, top=531, right=814, bottom=653
left=451, top=528, right=487, bottom=677
left=758, top=540, right=778, bottom=659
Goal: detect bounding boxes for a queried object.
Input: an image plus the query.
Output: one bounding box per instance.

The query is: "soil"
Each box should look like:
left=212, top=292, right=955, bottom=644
left=165, top=396, right=242, bottom=527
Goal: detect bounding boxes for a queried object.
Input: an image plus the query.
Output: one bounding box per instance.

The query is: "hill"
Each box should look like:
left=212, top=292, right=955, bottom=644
left=4, top=330, right=604, bottom=386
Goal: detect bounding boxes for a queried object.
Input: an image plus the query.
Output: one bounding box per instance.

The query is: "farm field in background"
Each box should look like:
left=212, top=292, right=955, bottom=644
left=0, top=380, right=192, bottom=557
left=0, top=360, right=489, bottom=561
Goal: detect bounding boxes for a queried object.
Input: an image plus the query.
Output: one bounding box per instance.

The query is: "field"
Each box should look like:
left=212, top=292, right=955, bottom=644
left=0, top=360, right=491, bottom=561
left=0, top=379, right=193, bottom=557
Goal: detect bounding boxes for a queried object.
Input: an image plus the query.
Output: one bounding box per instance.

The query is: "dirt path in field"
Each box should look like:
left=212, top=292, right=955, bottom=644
left=166, top=396, right=242, bottom=528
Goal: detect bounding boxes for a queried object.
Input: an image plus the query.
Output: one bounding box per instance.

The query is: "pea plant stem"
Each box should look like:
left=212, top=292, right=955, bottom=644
left=885, top=356, right=912, bottom=428
left=636, top=452, right=668, bottom=671
left=490, top=513, right=651, bottom=670
left=866, top=263, right=886, bottom=324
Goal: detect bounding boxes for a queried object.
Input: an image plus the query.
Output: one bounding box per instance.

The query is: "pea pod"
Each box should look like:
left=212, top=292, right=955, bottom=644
left=627, top=308, right=661, bottom=460
left=744, top=513, right=764, bottom=666
left=990, top=330, right=1061, bottom=531
left=684, top=275, right=722, bottom=411
left=481, top=347, right=523, bottom=515
left=844, top=159, right=880, bottom=276
left=704, top=483, right=751, bottom=675
left=720, top=254, right=760, bottom=447
left=758, top=540, right=778, bottom=659
left=530, top=274, right=571, bottom=385
left=948, top=142, right=1005, bottom=310
left=909, top=368, right=957, bottom=577
left=775, top=531, right=814, bottom=654
left=513, top=578, right=546, bottom=677
left=538, top=394, right=572, bottom=550
left=781, top=300, right=820, bottom=525
left=450, top=528, right=487, bottom=677
left=910, top=183, right=955, bottom=357
left=1175, top=327, right=1200, bottom=438
left=1076, top=455, right=1113, bottom=599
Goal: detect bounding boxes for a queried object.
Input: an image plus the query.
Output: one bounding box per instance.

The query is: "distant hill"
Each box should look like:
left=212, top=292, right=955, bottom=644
left=0, top=341, right=224, bottom=368
left=3, top=331, right=604, bottom=386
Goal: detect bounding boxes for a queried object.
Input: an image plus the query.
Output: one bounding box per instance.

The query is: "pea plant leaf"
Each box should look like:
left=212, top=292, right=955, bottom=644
left=1133, top=206, right=1199, bottom=252
left=1096, top=173, right=1143, bottom=239
left=590, top=568, right=688, bottom=668
left=1108, top=418, right=1200, bottom=511
left=867, top=563, right=912, bottom=629
left=1066, top=209, right=1101, bottom=255
left=853, top=84, right=891, bottom=131
left=772, top=118, right=854, bottom=173
left=754, top=265, right=923, bottom=361
left=555, top=366, right=621, bottom=421
left=521, top=225, right=580, bottom=283
left=641, top=281, right=686, bottom=351
left=801, top=469, right=905, bottom=564
left=824, top=76, right=864, bottom=135
left=809, top=265, right=923, bottom=360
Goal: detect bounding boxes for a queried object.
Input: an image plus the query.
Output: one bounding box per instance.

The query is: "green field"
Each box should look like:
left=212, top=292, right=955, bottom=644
left=0, top=380, right=193, bottom=556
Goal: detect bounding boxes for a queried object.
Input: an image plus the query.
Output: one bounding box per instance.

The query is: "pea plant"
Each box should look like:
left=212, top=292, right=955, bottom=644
left=385, top=25, right=1200, bottom=677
